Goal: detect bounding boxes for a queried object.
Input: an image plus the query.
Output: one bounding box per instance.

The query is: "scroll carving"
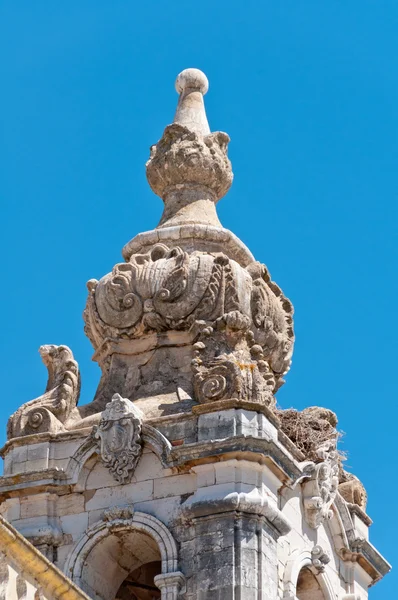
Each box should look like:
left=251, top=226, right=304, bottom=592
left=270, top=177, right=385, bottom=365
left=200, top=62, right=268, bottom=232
left=84, top=245, right=294, bottom=405
left=192, top=311, right=275, bottom=406
left=311, top=545, right=330, bottom=573
left=7, top=345, right=80, bottom=439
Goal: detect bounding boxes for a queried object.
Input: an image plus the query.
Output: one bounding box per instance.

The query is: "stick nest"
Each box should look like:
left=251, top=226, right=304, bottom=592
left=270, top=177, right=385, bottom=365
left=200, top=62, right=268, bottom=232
left=277, top=406, right=344, bottom=464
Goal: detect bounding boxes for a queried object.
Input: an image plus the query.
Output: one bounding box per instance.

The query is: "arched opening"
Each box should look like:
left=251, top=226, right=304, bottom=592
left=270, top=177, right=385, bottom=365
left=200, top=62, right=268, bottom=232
left=79, top=528, right=162, bottom=600
left=116, top=561, right=161, bottom=600
left=296, top=567, right=326, bottom=600
left=64, top=511, right=182, bottom=600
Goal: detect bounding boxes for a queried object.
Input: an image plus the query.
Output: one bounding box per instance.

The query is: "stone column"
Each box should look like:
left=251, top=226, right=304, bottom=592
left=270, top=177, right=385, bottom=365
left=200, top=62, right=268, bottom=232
left=180, top=505, right=288, bottom=600
left=154, top=572, right=186, bottom=600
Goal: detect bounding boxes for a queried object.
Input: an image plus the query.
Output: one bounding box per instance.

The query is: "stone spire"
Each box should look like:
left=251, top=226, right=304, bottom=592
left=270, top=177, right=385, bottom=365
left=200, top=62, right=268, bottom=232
left=8, top=67, right=295, bottom=426
left=77, top=70, right=295, bottom=416
left=146, top=68, right=233, bottom=229
left=174, top=68, right=210, bottom=135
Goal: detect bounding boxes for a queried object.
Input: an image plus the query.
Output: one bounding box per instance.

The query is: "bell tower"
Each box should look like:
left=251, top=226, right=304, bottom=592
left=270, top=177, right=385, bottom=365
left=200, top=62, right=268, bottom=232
left=0, top=69, right=390, bottom=600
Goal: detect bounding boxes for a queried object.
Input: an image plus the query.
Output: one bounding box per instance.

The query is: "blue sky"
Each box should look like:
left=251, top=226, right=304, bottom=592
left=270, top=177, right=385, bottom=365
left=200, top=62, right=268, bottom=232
left=1, top=1, right=397, bottom=595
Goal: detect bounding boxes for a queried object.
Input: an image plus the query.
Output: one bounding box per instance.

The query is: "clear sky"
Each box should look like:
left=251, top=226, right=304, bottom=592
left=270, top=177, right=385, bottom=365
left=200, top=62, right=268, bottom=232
left=1, top=1, right=397, bottom=596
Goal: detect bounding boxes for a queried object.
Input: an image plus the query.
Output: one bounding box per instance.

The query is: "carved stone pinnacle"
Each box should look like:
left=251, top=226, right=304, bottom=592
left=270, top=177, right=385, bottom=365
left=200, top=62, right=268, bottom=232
left=146, top=68, right=233, bottom=228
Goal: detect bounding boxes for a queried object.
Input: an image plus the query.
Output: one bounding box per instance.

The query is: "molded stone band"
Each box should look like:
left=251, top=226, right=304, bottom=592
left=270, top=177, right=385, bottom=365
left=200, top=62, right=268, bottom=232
left=122, top=224, right=255, bottom=266
left=180, top=489, right=292, bottom=537
left=192, top=398, right=281, bottom=427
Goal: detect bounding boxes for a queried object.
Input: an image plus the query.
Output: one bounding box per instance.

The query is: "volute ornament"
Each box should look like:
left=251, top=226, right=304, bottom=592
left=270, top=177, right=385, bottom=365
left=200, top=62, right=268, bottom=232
left=192, top=311, right=276, bottom=407
left=311, top=545, right=331, bottom=573
left=94, top=394, right=143, bottom=484
left=84, top=247, right=293, bottom=401
left=7, top=345, right=80, bottom=439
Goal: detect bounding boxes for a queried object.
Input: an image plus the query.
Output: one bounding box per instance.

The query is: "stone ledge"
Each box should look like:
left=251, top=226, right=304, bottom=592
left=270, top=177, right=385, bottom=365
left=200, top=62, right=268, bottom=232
left=169, top=435, right=303, bottom=482
left=0, top=428, right=92, bottom=458
left=192, top=398, right=280, bottom=427
left=0, top=469, right=70, bottom=500
left=340, top=538, right=391, bottom=584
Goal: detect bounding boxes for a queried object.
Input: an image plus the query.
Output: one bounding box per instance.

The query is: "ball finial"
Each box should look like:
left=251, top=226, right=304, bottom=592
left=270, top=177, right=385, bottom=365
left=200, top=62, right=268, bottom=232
left=175, top=68, right=209, bottom=95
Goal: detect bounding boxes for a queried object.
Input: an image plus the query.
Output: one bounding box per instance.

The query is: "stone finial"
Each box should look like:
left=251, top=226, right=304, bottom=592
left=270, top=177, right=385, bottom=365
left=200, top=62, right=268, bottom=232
left=146, top=68, right=233, bottom=228
left=174, top=68, right=210, bottom=135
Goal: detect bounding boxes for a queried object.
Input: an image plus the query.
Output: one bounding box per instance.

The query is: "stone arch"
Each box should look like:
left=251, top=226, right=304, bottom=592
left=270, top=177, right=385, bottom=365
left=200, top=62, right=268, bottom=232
left=64, top=510, right=184, bottom=600
left=65, top=423, right=172, bottom=489
left=282, top=549, right=335, bottom=600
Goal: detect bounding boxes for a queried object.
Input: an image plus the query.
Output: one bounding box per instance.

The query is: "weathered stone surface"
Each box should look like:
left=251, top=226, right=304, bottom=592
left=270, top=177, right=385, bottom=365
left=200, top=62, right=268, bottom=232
left=147, top=68, right=232, bottom=229
left=7, top=346, right=80, bottom=439
left=338, top=471, right=368, bottom=510
left=93, top=394, right=143, bottom=484
left=0, top=67, right=390, bottom=600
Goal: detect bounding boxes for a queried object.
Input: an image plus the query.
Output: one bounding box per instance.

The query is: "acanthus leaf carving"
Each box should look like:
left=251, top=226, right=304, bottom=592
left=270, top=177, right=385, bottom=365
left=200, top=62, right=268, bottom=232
left=192, top=311, right=275, bottom=407
left=7, top=345, right=80, bottom=439
left=146, top=123, right=233, bottom=209
left=94, top=394, right=143, bottom=484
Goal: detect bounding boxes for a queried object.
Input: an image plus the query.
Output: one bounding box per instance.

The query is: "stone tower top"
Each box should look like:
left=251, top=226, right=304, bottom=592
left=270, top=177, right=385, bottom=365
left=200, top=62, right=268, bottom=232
left=146, top=68, right=233, bottom=229
left=1, top=68, right=390, bottom=600
left=6, top=67, right=295, bottom=430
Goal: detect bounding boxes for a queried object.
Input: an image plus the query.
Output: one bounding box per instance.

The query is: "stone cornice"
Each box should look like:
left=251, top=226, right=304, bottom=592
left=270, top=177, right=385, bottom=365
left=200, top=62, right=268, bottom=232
left=0, top=427, right=92, bottom=457
left=168, top=434, right=304, bottom=482
left=180, top=489, right=292, bottom=537
left=0, top=430, right=304, bottom=498
left=339, top=538, right=391, bottom=585
left=192, top=398, right=281, bottom=427
left=0, top=469, right=70, bottom=500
